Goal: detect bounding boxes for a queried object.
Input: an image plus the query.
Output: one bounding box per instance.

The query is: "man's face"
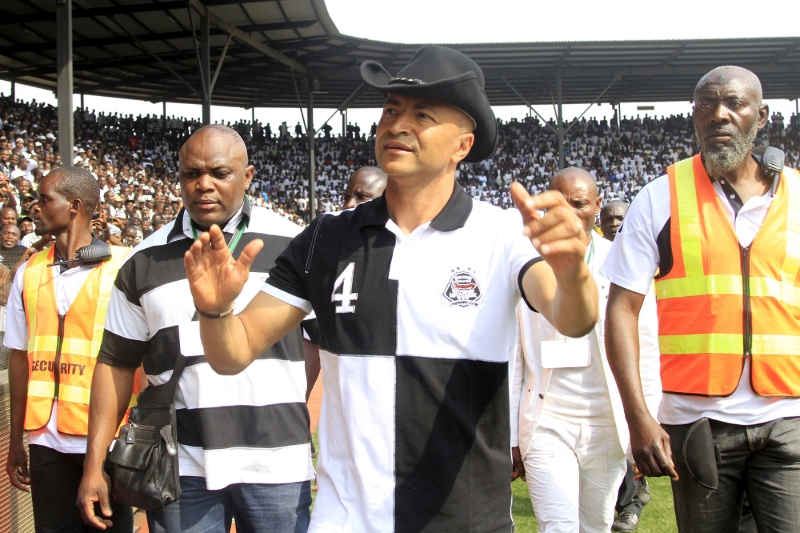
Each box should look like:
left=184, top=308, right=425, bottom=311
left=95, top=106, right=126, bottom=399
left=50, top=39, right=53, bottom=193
left=0, top=208, right=17, bottom=226
left=18, top=180, right=31, bottom=195
left=549, top=176, right=601, bottom=236
left=179, top=129, right=253, bottom=228
left=375, top=94, right=474, bottom=181
left=600, top=203, right=628, bottom=242
left=1, top=224, right=19, bottom=249
left=22, top=198, right=34, bottom=212
left=0, top=150, right=9, bottom=162
left=121, top=227, right=138, bottom=247
left=141, top=219, right=152, bottom=231
left=18, top=219, right=34, bottom=236
left=693, top=75, right=768, bottom=177
left=33, top=172, right=73, bottom=236
left=343, top=170, right=386, bottom=209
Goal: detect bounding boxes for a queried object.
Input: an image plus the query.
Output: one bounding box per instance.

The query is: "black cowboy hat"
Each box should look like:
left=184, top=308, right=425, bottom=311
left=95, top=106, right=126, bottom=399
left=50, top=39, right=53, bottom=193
left=360, top=44, right=497, bottom=163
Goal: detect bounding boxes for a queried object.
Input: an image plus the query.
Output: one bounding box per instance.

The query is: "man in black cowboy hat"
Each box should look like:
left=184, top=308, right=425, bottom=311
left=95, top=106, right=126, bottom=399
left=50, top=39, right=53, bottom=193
left=184, top=44, right=599, bottom=532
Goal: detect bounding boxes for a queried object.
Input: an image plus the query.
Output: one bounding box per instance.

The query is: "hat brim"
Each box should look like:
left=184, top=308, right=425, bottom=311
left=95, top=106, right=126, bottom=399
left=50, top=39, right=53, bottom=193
left=361, top=61, right=497, bottom=163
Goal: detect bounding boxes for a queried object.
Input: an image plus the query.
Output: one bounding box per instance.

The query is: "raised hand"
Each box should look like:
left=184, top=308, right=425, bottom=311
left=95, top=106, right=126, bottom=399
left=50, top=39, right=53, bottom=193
left=183, top=224, right=263, bottom=315
left=510, top=182, right=587, bottom=282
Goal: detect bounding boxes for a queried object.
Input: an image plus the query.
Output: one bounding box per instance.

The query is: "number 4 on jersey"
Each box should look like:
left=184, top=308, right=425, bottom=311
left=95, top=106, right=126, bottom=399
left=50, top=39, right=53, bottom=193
left=332, top=262, right=358, bottom=313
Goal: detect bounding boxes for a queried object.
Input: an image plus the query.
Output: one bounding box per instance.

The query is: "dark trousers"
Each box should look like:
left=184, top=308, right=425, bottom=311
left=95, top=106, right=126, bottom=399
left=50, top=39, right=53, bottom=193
left=28, top=444, right=133, bottom=533
left=615, top=460, right=643, bottom=517
left=663, top=417, right=800, bottom=533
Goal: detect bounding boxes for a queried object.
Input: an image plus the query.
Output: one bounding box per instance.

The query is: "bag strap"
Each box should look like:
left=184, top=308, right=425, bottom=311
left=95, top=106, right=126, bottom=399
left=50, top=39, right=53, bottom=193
left=135, top=353, right=187, bottom=406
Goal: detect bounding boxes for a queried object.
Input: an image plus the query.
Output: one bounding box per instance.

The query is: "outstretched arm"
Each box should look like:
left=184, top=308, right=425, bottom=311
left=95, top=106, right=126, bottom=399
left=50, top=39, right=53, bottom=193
left=184, top=224, right=307, bottom=375
left=511, top=183, right=598, bottom=338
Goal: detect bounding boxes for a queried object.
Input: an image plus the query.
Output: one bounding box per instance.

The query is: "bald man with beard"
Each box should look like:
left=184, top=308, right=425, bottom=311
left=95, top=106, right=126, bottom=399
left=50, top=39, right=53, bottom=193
left=603, top=66, right=800, bottom=532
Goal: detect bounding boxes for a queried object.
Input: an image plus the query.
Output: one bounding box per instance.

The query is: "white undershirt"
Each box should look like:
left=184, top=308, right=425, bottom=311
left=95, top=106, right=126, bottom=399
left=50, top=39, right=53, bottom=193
left=600, top=172, right=800, bottom=425
left=539, top=239, right=615, bottom=427
left=4, top=259, right=96, bottom=454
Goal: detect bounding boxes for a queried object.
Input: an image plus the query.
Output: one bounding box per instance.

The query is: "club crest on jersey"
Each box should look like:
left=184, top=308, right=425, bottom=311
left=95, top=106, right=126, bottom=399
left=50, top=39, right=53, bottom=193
left=442, top=268, right=483, bottom=307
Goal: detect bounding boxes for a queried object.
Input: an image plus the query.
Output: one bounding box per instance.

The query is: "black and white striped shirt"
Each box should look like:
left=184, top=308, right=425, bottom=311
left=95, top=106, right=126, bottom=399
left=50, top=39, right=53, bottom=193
left=264, top=185, right=539, bottom=533
left=98, top=201, right=314, bottom=489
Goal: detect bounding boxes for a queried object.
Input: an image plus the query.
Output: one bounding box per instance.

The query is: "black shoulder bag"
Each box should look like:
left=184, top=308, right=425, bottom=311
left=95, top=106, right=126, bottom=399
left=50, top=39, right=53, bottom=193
left=108, top=354, right=185, bottom=510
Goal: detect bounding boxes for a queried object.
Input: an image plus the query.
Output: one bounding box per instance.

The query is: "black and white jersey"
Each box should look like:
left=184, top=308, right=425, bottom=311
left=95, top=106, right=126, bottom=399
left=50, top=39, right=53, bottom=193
left=264, top=185, right=539, bottom=533
left=98, top=202, right=314, bottom=490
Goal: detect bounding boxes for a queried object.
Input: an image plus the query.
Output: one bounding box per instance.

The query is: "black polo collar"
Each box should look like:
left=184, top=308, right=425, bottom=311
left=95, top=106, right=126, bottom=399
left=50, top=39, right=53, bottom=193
left=167, top=196, right=252, bottom=242
left=358, top=182, right=473, bottom=232
left=430, top=183, right=473, bottom=232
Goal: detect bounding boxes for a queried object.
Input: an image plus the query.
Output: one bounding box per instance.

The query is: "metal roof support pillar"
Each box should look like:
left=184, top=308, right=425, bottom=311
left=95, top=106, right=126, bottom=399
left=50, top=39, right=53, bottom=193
left=80, top=93, right=84, bottom=110
left=57, top=0, right=74, bottom=167
left=9, top=81, right=14, bottom=102
left=163, top=101, right=167, bottom=120
left=308, top=72, right=316, bottom=222
left=200, top=13, right=211, bottom=125
left=341, top=110, right=346, bottom=138
left=557, top=71, right=565, bottom=170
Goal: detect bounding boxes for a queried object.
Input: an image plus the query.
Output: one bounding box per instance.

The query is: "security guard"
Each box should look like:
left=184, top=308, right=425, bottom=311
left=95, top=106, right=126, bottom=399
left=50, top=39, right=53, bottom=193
left=5, top=166, right=132, bottom=533
left=603, top=66, right=800, bottom=532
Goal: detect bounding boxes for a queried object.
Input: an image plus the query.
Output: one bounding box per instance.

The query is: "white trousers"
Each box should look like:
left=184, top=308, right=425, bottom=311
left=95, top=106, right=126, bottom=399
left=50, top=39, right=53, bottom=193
left=522, top=422, right=626, bottom=533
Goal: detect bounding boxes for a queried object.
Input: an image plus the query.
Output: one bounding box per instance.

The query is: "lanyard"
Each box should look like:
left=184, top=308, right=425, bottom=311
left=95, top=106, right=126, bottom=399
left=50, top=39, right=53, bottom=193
left=585, top=237, right=595, bottom=266
left=191, top=215, right=248, bottom=253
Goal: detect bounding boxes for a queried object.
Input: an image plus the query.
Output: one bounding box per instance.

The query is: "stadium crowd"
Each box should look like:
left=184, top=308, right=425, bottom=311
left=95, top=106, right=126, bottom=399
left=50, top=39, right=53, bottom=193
left=1, top=59, right=799, bottom=533
left=0, top=92, right=797, bottom=234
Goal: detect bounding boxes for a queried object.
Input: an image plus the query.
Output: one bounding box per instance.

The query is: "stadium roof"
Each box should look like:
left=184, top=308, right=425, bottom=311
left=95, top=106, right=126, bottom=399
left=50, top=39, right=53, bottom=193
left=1, top=0, right=799, bottom=109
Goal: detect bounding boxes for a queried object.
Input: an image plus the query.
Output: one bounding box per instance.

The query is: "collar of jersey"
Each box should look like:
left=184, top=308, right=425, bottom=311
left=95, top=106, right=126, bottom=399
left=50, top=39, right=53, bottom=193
left=357, top=182, right=473, bottom=233
left=167, top=197, right=252, bottom=242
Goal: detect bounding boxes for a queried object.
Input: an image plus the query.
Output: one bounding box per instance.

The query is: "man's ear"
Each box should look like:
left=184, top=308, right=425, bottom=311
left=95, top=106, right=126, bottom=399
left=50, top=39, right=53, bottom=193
left=453, top=133, right=475, bottom=164
left=244, top=165, right=255, bottom=189
left=757, top=103, right=769, bottom=130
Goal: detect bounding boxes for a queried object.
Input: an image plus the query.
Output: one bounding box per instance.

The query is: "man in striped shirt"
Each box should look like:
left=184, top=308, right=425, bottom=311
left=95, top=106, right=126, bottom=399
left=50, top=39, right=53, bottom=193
left=78, top=125, right=314, bottom=533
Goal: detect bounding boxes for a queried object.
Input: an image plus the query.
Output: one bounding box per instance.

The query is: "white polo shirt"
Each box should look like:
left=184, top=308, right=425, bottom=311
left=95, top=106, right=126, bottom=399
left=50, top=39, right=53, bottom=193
left=264, top=184, right=539, bottom=533
left=600, top=169, right=800, bottom=425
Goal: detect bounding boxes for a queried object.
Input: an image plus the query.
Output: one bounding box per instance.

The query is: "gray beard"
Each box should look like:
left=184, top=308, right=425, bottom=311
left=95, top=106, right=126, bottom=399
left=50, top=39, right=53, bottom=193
left=697, top=122, right=758, bottom=178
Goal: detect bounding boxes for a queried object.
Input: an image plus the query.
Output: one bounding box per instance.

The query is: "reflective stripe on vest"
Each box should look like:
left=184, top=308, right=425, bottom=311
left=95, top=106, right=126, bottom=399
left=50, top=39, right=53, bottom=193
left=655, top=154, right=800, bottom=397
left=23, top=245, right=130, bottom=435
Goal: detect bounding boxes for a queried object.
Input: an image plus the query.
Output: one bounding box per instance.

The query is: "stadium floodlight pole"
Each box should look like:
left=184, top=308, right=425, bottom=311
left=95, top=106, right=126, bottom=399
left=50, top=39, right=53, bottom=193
left=308, top=70, right=316, bottom=221
left=56, top=0, right=74, bottom=168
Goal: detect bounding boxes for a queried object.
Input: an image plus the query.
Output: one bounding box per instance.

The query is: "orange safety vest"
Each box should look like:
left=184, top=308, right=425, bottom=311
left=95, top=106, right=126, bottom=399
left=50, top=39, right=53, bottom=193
left=23, top=245, right=131, bottom=435
left=655, top=154, right=800, bottom=397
